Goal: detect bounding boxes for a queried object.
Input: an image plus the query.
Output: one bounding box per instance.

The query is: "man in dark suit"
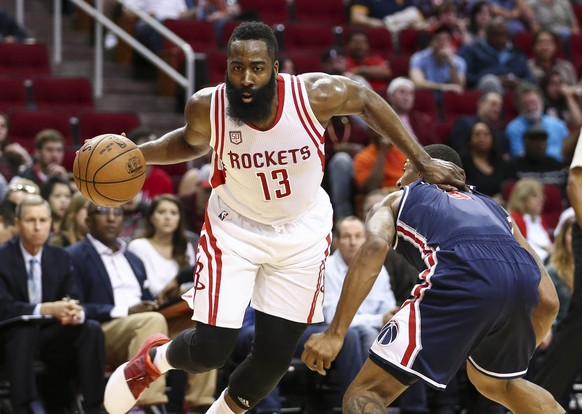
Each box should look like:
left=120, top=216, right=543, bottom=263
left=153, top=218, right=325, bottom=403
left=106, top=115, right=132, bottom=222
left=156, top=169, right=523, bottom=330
left=66, top=203, right=169, bottom=412
left=0, top=195, right=105, bottom=414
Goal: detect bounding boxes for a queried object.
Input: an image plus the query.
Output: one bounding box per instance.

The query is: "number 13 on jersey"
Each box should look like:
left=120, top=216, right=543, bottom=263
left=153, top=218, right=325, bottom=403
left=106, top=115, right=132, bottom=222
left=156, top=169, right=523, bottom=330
left=257, top=169, right=291, bottom=200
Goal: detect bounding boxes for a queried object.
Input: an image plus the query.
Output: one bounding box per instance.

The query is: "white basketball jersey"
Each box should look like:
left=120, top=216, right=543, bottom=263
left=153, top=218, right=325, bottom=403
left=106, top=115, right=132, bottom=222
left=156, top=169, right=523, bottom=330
left=208, top=73, right=327, bottom=225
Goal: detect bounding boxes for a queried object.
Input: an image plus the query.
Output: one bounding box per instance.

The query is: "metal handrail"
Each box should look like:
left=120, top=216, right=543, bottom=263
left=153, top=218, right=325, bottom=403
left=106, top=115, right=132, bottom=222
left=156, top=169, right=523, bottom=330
left=47, top=0, right=197, bottom=98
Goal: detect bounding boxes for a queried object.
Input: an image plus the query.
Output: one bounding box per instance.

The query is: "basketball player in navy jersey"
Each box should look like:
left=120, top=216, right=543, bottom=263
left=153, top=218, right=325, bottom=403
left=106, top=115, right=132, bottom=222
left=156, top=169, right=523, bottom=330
left=104, top=22, right=466, bottom=414
left=302, top=144, right=564, bottom=413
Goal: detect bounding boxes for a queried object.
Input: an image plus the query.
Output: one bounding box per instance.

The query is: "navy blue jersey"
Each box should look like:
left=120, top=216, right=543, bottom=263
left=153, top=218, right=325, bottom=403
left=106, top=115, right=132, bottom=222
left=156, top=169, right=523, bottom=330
left=370, top=179, right=540, bottom=388
left=394, top=180, right=514, bottom=272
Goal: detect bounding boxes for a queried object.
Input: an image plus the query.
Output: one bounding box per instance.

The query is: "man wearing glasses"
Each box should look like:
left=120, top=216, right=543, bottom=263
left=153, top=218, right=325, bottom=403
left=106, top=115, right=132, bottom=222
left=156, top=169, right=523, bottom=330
left=66, top=203, right=170, bottom=414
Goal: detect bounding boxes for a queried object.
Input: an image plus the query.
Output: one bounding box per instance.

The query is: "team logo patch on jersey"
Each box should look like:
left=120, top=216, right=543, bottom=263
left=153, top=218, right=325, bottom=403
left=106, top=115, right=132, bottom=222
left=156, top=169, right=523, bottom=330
left=377, top=320, right=399, bottom=346
left=218, top=210, right=229, bottom=221
left=229, top=131, right=242, bottom=145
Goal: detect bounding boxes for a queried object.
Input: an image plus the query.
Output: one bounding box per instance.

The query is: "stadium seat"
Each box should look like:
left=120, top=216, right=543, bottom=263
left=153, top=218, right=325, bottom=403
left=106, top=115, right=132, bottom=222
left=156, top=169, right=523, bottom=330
left=388, top=54, right=411, bottom=80
left=343, top=25, right=394, bottom=58
left=398, top=29, right=429, bottom=55
left=435, top=121, right=453, bottom=145
left=0, top=43, right=51, bottom=78
left=163, top=19, right=218, bottom=53
left=0, top=77, right=30, bottom=113
left=32, top=77, right=94, bottom=116
left=413, top=89, right=439, bottom=122
left=294, top=0, right=347, bottom=26
left=442, top=90, right=481, bottom=123
left=282, top=50, right=323, bottom=74
left=8, top=110, right=74, bottom=152
left=281, top=23, right=338, bottom=54
left=568, top=34, right=582, bottom=76
left=204, top=49, right=228, bottom=86
left=239, top=0, right=289, bottom=25
left=503, top=91, right=519, bottom=123
left=77, top=111, right=140, bottom=142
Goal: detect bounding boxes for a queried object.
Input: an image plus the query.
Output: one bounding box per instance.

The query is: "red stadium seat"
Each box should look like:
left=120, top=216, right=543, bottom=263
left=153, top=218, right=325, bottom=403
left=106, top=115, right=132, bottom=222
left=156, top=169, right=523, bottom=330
left=413, top=89, right=439, bottom=122
left=442, top=90, right=481, bottom=123
left=294, top=0, right=347, bottom=26
left=0, top=43, right=51, bottom=78
left=569, top=34, right=582, bottom=76
left=239, top=0, right=289, bottom=25
left=163, top=19, right=218, bottom=53
left=398, top=29, right=429, bottom=55
left=435, top=121, right=453, bottom=145
left=283, top=50, right=323, bottom=74
left=204, top=49, right=228, bottom=86
left=0, top=77, right=30, bottom=113
left=388, top=54, right=411, bottom=79
left=503, top=91, right=519, bottom=123
left=77, top=111, right=140, bottom=142
left=32, top=77, right=94, bottom=116
left=343, top=25, right=394, bottom=58
left=281, top=23, right=337, bottom=53
left=8, top=110, right=74, bottom=152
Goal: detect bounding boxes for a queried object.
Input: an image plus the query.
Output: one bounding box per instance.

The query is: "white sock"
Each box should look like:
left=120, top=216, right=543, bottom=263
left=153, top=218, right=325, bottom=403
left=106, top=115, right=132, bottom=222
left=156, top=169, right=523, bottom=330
left=206, top=389, right=243, bottom=414
left=152, top=342, right=173, bottom=374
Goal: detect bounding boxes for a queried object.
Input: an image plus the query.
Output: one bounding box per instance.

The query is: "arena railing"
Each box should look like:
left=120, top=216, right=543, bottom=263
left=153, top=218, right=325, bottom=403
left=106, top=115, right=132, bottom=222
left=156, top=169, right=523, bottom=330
left=16, top=0, right=197, bottom=99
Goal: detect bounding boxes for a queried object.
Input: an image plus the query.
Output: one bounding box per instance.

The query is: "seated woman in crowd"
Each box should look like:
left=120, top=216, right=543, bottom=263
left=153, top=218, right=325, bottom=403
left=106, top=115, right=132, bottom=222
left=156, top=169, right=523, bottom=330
left=48, top=191, right=89, bottom=247
left=40, top=175, right=73, bottom=235
left=461, top=121, right=516, bottom=202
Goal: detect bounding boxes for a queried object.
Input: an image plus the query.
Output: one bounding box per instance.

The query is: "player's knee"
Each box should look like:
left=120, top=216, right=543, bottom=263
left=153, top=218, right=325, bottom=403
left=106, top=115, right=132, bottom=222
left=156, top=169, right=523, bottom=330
left=168, top=326, right=239, bottom=373
left=466, top=362, right=506, bottom=398
left=540, top=284, right=560, bottom=321
left=343, top=387, right=385, bottom=414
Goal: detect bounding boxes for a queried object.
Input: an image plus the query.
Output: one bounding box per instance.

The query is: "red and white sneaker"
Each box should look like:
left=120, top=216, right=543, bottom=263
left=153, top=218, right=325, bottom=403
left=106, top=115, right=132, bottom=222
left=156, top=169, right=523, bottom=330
left=104, top=334, right=171, bottom=414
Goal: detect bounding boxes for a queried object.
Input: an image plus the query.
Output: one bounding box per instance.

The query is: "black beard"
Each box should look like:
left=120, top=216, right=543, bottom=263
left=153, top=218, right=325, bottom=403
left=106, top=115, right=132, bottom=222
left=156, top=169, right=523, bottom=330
left=225, top=71, right=277, bottom=126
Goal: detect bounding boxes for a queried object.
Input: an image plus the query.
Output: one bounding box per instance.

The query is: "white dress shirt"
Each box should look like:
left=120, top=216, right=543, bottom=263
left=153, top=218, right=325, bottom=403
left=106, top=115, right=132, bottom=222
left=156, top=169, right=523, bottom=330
left=87, top=234, right=143, bottom=318
left=323, top=249, right=397, bottom=329
left=20, top=243, right=43, bottom=315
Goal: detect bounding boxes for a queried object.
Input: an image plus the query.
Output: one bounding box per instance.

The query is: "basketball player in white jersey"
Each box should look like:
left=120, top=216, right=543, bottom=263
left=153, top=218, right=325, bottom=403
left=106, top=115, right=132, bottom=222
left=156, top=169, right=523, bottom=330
left=104, top=21, right=466, bottom=414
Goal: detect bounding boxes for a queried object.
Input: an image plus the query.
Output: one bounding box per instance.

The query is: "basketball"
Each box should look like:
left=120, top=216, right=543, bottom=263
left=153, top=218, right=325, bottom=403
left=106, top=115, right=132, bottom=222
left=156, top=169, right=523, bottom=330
left=73, top=134, right=147, bottom=207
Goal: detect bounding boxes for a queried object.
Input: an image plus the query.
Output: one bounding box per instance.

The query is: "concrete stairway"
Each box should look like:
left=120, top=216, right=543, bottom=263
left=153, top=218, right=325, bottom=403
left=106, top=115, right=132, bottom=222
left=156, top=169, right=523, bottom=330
left=4, top=0, right=185, bottom=138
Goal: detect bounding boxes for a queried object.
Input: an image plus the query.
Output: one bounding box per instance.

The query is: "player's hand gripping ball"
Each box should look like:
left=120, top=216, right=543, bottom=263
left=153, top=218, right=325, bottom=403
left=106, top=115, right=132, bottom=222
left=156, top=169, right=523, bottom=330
left=73, top=134, right=146, bottom=207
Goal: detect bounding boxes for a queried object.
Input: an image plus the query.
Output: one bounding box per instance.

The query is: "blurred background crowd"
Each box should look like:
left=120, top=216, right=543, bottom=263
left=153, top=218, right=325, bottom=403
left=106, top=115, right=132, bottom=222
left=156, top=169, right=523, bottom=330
left=1, top=0, right=582, bottom=413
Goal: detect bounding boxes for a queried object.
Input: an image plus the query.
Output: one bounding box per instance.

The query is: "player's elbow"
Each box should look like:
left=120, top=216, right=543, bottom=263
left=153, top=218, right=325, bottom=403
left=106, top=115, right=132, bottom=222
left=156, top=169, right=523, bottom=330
left=362, top=236, right=390, bottom=260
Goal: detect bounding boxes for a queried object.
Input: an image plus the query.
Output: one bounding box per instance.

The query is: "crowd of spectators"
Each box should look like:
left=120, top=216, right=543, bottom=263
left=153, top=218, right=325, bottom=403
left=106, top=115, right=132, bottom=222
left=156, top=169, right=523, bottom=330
left=2, top=0, right=582, bottom=413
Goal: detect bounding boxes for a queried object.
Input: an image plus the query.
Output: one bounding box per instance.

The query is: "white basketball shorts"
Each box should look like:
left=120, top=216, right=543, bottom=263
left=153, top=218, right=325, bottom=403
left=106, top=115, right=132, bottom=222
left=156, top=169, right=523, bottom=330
left=181, top=189, right=333, bottom=328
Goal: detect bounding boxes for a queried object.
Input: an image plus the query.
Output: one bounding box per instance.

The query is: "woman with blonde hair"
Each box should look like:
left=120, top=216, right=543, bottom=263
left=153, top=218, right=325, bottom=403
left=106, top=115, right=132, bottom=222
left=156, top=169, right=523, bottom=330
left=546, top=216, right=575, bottom=324
left=48, top=191, right=89, bottom=247
left=507, top=178, right=553, bottom=263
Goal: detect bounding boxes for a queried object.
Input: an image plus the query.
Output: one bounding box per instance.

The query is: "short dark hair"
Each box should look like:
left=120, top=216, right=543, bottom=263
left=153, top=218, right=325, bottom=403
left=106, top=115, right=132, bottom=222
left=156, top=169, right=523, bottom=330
left=34, top=129, right=64, bottom=151
left=424, top=144, right=463, bottom=168
left=228, top=21, right=278, bottom=61
left=40, top=175, right=72, bottom=202
left=0, top=200, right=16, bottom=226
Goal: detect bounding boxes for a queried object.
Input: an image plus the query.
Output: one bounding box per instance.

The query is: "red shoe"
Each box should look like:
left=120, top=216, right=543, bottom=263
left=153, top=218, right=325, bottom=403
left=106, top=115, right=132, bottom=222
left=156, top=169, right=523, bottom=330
left=125, top=334, right=170, bottom=398
left=104, top=334, right=170, bottom=414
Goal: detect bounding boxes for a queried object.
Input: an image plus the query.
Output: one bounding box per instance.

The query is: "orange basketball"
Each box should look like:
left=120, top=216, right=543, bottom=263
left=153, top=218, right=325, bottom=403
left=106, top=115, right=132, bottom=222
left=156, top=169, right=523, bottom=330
left=73, top=134, right=146, bottom=207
